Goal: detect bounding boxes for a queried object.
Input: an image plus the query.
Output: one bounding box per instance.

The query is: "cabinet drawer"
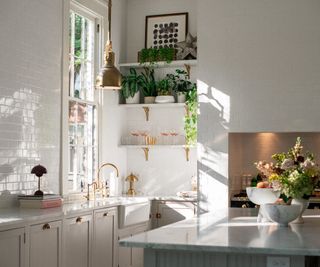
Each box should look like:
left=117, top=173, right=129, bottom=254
left=30, top=220, right=62, bottom=267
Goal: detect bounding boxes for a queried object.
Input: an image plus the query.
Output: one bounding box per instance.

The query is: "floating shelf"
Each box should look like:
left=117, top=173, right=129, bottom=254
left=119, top=103, right=187, bottom=121
left=118, top=60, right=197, bottom=69
left=119, top=103, right=185, bottom=108
left=119, top=145, right=195, bottom=161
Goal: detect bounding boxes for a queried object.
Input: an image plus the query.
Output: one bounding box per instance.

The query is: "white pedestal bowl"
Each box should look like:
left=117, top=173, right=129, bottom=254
left=263, top=204, right=301, bottom=226
left=246, top=187, right=280, bottom=222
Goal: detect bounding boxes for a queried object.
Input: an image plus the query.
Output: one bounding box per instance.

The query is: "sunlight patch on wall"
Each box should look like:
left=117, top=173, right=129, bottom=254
left=197, top=80, right=230, bottom=127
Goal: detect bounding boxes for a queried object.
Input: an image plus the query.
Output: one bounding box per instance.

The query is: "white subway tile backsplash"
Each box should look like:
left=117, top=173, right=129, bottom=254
left=0, top=0, right=62, bottom=196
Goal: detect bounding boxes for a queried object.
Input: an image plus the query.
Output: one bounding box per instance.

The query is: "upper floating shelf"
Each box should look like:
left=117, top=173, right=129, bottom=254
left=118, top=60, right=197, bottom=69
left=119, top=103, right=185, bottom=108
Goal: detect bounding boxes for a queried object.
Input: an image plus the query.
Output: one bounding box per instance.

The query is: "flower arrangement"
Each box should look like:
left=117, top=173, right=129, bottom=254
left=255, top=137, right=320, bottom=201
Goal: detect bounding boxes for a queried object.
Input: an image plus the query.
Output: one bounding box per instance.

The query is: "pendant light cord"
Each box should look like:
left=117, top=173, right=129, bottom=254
left=108, top=0, right=112, bottom=45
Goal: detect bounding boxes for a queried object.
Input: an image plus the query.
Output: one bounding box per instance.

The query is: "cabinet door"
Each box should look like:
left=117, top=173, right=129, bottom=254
left=118, top=231, right=132, bottom=267
left=92, top=208, right=116, bottom=267
left=157, top=202, right=195, bottom=227
left=64, top=214, right=92, bottom=267
left=30, top=220, right=62, bottom=267
left=0, top=228, right=25, bottom=267
left=118, top=223, right=149, bottom=267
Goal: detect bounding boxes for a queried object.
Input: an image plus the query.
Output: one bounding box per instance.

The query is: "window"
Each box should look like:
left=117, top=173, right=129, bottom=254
left=68, top=6, right=99, bottom=192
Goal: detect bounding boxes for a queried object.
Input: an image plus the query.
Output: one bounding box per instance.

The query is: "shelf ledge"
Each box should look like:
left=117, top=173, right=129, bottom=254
left=119, top=145, right=195, bottom=149
left=118, top=60, right=197, bottom=69
left=119, top=103, right=186, bottom=108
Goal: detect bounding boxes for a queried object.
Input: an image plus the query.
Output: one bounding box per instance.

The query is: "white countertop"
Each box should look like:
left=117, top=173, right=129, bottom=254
left=119, top=208, right=320, bottom=256
left=0, top=195, right=196, bottom=230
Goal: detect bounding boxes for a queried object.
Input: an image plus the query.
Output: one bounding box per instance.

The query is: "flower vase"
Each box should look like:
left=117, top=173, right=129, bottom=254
left=291, top=198, right=309, bottom=224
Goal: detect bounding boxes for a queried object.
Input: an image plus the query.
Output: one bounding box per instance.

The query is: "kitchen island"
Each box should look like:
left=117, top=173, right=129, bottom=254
left=119, top=208, right=320, bottom=267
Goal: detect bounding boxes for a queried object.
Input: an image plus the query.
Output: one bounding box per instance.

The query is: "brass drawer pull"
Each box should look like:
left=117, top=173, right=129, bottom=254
left=76, top=217, right=83, bottom=223
left=103, top=212, right=108, bottom=217
left=156, top=213, right=161, bottom=219
left=42, top=223, right=51, bottom=230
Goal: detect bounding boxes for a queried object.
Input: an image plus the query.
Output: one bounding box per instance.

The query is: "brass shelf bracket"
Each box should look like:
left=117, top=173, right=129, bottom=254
left=142, top=147, right=149, bottom=161
left=184, top=105, right=190, bottom=116
left=142, top=106, right=150, bottom=121
left=184, top=64, right=191, bottom=79
left=184, top=147, right=190, bottom=162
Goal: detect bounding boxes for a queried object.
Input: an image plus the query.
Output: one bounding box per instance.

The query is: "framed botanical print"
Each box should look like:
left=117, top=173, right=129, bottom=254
left=145, top=12, right=188, bottom=49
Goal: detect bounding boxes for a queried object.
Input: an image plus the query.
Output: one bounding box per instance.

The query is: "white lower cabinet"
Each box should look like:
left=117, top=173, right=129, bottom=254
left=29, top=220, right=62, bottom=267
left=64, top=213, right=93, bottom=267
left=118, top=223, right=149, bottom=267
left=152, top=201, right=196, bottom=228
left=0, top=227, right=25, bottom=267
left=92, top=208, right=117, bottom=267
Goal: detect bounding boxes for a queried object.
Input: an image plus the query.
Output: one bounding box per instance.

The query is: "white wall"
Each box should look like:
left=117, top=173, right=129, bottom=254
left=0, top=0, right=127, bottom=199
left=124, top=103, right=197, bottom=196
left=125, top=0, right=197, bottom=62
left=121, top=0, right=198, bottom=196
left=100, top=0, right=128, bottom=195
left=197, top=0, right=320, bottom=212
left=0, top=0, right=62, bottom=196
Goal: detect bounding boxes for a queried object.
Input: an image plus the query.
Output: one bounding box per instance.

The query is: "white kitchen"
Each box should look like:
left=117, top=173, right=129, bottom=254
left=1, top=0, right=320, bottom=267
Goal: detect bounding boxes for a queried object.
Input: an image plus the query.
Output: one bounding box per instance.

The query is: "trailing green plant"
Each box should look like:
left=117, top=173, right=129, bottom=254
left=120, top=68, right=144, bottom=99
left=140, top=67, right=157, bottom=97
left=167, top=69, right=193, bottom=93
left=184, top=83, right=197, bottom=146
left=157, top=78, right=172, bottom=96
left=139, top=47, right=175, bottom=64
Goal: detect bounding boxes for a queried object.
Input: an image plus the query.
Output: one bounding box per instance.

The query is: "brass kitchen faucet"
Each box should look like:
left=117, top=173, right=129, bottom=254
left=86, top=163, right=119, bottom=200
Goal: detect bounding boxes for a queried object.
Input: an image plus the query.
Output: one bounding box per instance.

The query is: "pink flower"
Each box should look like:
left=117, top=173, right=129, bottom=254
left=303, top=159, right=315, bottom=170
left=281, top=159, right=295, bottom=170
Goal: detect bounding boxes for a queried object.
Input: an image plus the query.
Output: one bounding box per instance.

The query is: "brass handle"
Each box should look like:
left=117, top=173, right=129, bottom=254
left=42, top=223, right=51, bottom=230
left=76, top=217, right=83, bottom=223
left=156, top=213, right=161, bottom=219
left=103, top=212, right=108, bottom=217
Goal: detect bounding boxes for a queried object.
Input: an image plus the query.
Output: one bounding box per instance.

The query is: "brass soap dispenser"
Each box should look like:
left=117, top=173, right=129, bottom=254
left=126, top=173, right=138, bottom=196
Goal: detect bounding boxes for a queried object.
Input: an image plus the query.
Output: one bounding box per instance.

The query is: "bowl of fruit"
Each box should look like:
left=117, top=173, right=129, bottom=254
left=246, top=182, right=280, bottom=206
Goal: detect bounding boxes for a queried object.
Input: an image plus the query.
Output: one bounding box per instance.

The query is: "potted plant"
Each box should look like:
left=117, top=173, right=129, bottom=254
left=255, top=137, right=320, bottom=223
left=138, top=47, right=175, bottom=64
left=121, top=68, right=143, bottom=104
left=155, top=78, right=175, bottom=103
left=184, top=84, right=197, bottom=146
left=141, top=67, right=157, bottom=104
left=167, top=69, right=194, bottom=103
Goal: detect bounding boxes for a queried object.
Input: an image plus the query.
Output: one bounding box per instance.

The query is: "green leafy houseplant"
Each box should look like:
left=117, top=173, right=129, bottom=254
left=184, top=84, right=197, bottom=146
left=120, top=68, right=143, bottom=100
left=139, top=47, right=175, bottom=64
left=157, top=78, right=172, bottom=96
left=166, top=69, right=193, bottom=93
left=140, top=68, right=157, bottom=97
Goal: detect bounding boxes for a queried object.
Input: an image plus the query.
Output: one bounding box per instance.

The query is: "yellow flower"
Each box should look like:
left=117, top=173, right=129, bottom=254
left=268, top=173, right=280, bottom=182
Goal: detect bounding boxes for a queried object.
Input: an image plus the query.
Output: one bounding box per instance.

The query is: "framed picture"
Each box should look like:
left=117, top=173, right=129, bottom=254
left=145, top=12, right=188, bottom=49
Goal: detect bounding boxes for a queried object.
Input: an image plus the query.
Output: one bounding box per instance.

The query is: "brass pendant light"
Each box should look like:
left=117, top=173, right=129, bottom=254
left=95, top=0, right=121, bottom=89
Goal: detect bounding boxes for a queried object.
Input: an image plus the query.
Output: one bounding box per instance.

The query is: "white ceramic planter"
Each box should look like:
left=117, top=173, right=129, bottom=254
left=144, top=96, right=156, bottom=104
left=291, top=198, right=309, bottom=224
left=125, top=91, right=140, bottom=104
left=263, top=203, right=301, bottom=226
left=155, top=95, right=175, bottom=104
left=177, top=92, right=186, bottom=103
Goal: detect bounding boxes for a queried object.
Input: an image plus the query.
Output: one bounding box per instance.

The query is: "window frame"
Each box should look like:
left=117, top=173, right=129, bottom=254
left=62, top=0, right=106, bottom=196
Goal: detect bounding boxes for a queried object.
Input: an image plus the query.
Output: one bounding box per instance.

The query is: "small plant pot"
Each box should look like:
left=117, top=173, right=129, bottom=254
left=125, top=91, right=140, bottom=104
left=155, top=95, right=175, bottom=104
left=144, top=96, right=156, bottom=104
left=177, top=92, right=186, bottom=103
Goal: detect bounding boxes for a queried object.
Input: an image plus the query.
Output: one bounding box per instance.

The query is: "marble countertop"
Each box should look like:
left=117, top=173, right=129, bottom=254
left=0, top=195, right=195, bottom=230
left=120, top=208, right=320, bottom=256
